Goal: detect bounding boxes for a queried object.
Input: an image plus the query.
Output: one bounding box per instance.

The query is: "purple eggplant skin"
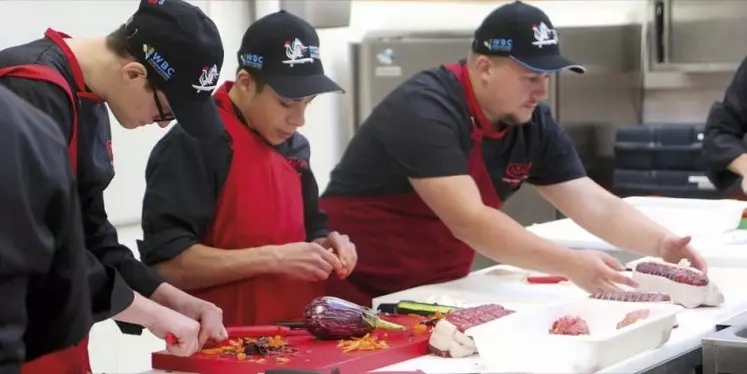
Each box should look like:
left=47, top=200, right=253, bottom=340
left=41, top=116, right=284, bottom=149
left=303, top=297, right=373, bottom=340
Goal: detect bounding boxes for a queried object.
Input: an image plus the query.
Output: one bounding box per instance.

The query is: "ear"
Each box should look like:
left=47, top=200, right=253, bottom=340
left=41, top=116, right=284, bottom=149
left=235, top=70, right=260, bottom=98
left=121, top=62, right=148, bottom=84
left=472, top=56, right=492, bottom=82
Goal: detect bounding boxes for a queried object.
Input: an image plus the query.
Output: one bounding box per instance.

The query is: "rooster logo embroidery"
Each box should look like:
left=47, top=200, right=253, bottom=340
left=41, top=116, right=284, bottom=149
left=192, top=64, right=219, bottom=93
left=531, top=22, right=558, bottom=48
left=282, top=38, right=314, bottom=67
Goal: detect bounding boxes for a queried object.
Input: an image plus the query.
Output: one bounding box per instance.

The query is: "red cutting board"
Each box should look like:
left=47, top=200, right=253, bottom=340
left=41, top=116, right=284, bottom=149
left=152, top=314, right=431, bottom=373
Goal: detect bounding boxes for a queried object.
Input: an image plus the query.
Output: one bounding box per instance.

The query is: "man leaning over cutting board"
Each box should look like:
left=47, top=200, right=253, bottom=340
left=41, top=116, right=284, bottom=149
left=137, top=11, right=357, bottom=327
left=319, top=0, right=708, bottom=307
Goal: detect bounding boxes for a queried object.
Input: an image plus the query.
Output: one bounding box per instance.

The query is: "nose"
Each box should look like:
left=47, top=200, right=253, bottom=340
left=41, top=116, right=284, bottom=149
left=289, top=112, right=306, bottom=128
left=534, top=78, right=549, bottom=101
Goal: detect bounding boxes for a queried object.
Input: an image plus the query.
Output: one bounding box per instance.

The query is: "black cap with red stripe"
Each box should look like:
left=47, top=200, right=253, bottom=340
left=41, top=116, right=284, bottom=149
left=471, top=0, right=585, bottom=74
left=124, top=0, right=225, bottom=137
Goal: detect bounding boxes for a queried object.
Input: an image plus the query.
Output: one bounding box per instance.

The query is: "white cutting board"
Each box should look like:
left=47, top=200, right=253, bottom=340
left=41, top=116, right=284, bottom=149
left=526, top=196, right=747, bottom=252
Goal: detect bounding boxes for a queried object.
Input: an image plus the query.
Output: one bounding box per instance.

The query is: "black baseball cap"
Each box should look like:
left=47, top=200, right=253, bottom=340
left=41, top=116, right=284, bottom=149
left=124, top=0, right=225, bottom=137
left=236, top=10, right=343, bottom=100
left=471, top=0, right=585, bottom=74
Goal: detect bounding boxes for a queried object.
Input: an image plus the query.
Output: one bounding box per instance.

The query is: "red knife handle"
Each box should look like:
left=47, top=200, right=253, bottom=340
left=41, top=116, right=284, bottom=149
left=165, top=333, right=178, bottom=346
left=526, top=275, right=568, bottom=284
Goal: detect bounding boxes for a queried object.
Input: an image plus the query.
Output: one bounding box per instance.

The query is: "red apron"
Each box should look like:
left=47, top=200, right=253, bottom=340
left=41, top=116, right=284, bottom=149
left=319, top=62, right=506, bottom=307
left=0, top=28, right=102, bottom=374
left=188, top=82, right=324, bottom=326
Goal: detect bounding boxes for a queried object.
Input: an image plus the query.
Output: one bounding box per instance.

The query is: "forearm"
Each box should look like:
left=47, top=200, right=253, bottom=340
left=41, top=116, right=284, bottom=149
left=570, top=197, right=668, bottom=257
left=728, top=153, right=747, bottom=177
left=154, top=244, right=280, bottom=290
left=112, top=292, right=162, bottom=329
left=454, top=206, right=578, bottom=276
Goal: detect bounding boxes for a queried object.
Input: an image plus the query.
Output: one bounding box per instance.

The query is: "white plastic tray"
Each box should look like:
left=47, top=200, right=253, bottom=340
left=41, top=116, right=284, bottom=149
left=465, top=298, right=683, bottom=373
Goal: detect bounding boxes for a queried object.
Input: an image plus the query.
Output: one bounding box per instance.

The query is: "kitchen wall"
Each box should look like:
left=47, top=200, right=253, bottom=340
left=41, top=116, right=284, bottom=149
left=0, top=1, right=736, bottom=372
left=0, top=0, right=731, bottom=228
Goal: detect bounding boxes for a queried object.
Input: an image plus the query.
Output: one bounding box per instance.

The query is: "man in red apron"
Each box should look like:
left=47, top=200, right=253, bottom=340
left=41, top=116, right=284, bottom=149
left=0, top=0, right=228, bottom=372
left=137, top=10, right=357, bottom=327
left=0, top=85, right=92, bottom=373
left=320, top=1, right=708, bottom=307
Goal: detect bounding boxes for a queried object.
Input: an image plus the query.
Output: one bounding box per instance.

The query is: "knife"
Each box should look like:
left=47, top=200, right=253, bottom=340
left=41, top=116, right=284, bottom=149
left=377, top=300, right=461, bottom=316
left=203, top=325, right=309, bottom=348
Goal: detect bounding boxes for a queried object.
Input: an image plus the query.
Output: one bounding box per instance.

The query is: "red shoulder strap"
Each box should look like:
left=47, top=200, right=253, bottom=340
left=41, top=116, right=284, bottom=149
left=0, top=64, right=79, bottom=175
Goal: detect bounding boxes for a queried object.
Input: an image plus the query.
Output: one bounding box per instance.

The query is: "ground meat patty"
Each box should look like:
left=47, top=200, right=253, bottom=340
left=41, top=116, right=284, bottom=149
left=616, top=309, right=651, bottom=329
left=549, top=316, right=590, bottom=336
left=428, top=304, right=514, bottom=358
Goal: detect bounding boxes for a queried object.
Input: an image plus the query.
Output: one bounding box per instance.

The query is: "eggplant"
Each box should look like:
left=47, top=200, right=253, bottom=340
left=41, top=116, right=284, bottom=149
left=303, top=296, right=407, bottom=340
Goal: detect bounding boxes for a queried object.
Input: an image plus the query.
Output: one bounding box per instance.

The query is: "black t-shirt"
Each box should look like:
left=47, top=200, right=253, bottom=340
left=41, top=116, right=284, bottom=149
left=138, top=100, right=330, bottom=266
left=323, top=63, right=586, bottom=201
left=0, top=85, right=92, bottom=367
left=0, top=35, right=163, bottom=332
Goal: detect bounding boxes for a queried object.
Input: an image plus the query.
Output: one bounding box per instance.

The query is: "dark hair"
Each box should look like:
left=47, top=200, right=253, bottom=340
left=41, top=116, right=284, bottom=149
left=106, top=24, right=155, bottom=90
left=236, top=66, right=267, bottom=92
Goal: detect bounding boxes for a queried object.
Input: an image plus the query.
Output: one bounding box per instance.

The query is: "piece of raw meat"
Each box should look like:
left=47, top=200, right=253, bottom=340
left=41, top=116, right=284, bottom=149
left=428, top=304, right=514, bottom=358
left=549, top=315, right=590, bottom=336
left=590, top=291, right=671, bottom=303
left=616, top=309, right=651, bottom=329
left=632, top=259, right=724, bottom=308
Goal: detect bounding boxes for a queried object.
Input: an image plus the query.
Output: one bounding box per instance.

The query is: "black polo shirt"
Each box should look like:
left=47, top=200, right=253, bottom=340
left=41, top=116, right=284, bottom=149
left=0, top=36, right=163, bottom=331
left=137, top=100, right=330, bottom=266
left=323, top=62, right=586, bottom=200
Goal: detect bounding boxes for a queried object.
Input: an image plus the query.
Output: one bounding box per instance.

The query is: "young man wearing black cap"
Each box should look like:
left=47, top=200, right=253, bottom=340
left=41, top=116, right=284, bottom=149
left=319, top=0, right=708, bottom=306
left=0, top=85, right=92, bottom=373
left=137, top=10, right=357, bottom=327
left=0, top=0, right=227, bottom=371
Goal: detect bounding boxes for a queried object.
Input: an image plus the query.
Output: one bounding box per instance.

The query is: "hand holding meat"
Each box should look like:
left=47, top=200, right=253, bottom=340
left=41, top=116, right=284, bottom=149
left=313, top=231, right=358, bottom=278
left=657, top=235, right=707, bottom=273
left=147, top=306, right=201, bottom=357
left=564, top=250, right=638, bottom=293
left=272, top=242, right=343, bottom=281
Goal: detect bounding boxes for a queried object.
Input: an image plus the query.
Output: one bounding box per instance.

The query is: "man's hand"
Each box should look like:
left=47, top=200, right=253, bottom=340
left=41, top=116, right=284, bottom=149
left=314, top=231, right=357, bottom=278
left=145, top=305, right=201, bottom=357
left=658, top=235, right=708, bottom=273
left=563, top=250, right=638, bottom=293
left=173, top=297, right=227, bottom=347
left=271, top=242, right=342, bottom=281
left=150, top=284, right=227, bottom=347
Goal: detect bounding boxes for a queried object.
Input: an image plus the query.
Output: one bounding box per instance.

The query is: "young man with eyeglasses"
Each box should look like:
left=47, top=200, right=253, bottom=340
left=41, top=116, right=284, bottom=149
left=0, top=0, right=228, bottom=372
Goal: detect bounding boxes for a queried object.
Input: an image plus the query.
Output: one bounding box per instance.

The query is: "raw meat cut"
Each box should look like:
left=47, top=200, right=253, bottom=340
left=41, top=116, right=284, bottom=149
left=632, top=259, right=724, bottom=308
left=590, top=291, right=671, bottom=303
left=616, top=309, right=650, bottom=329
left=428, top=304, right=514, bottom=358
left=549, top=315, right=590, bottom=336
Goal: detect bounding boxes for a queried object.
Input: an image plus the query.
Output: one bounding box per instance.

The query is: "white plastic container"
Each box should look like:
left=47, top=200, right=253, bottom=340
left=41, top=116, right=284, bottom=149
left=465, top=298, right=683, bottom=373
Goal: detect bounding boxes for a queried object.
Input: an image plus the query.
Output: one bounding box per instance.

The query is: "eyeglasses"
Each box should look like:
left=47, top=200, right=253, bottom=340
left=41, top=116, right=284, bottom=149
left=153, top=90, right=175, bottom=122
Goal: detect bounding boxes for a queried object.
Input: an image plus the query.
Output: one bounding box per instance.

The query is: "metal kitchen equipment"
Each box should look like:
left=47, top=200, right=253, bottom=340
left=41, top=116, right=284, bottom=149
left=702, top=311, right=747, bottom=374
left=349, top=25, right=643, bottom=270
left=647, top=0, right=747, bottom=73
